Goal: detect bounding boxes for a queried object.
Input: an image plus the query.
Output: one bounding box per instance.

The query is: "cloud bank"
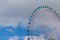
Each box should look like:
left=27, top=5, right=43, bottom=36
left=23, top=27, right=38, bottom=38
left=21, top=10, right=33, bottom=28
left=0, top=0, right=60, bottom=27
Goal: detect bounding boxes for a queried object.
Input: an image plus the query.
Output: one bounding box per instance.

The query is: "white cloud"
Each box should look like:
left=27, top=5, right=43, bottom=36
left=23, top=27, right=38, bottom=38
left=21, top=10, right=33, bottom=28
left=0, top=17, right=28, bottom=28
left=9, top=36, right=19, bottom=40
left=24, top=35, right=46, bottom=40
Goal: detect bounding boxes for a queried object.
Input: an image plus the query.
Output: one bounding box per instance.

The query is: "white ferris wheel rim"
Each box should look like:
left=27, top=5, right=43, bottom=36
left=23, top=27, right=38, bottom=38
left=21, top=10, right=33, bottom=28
left=27, top=6, right=59, bottom=40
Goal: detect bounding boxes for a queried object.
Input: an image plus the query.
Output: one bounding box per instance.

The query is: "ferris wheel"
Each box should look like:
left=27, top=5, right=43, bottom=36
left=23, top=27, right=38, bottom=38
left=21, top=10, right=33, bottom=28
left=27, top=6, right=59, bottom=40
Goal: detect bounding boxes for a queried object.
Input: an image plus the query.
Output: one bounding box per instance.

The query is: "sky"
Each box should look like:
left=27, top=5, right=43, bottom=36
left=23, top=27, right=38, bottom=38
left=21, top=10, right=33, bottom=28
left=0, top=0, right=60, bottom=40
left=0, top=0, right=60, bottom=26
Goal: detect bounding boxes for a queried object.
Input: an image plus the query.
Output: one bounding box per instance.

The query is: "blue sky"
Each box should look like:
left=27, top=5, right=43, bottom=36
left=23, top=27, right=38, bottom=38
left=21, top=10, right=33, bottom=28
left=0, top=23, right=55, bottom=40
left=0, top=22, right=27, bottom=40
left=0, top=0, right=60, bottom=40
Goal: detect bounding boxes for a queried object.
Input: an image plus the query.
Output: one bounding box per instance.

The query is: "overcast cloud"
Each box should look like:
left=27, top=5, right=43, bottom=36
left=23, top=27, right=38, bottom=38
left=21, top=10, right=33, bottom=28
left=0, top=0, right=60, bottom=26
